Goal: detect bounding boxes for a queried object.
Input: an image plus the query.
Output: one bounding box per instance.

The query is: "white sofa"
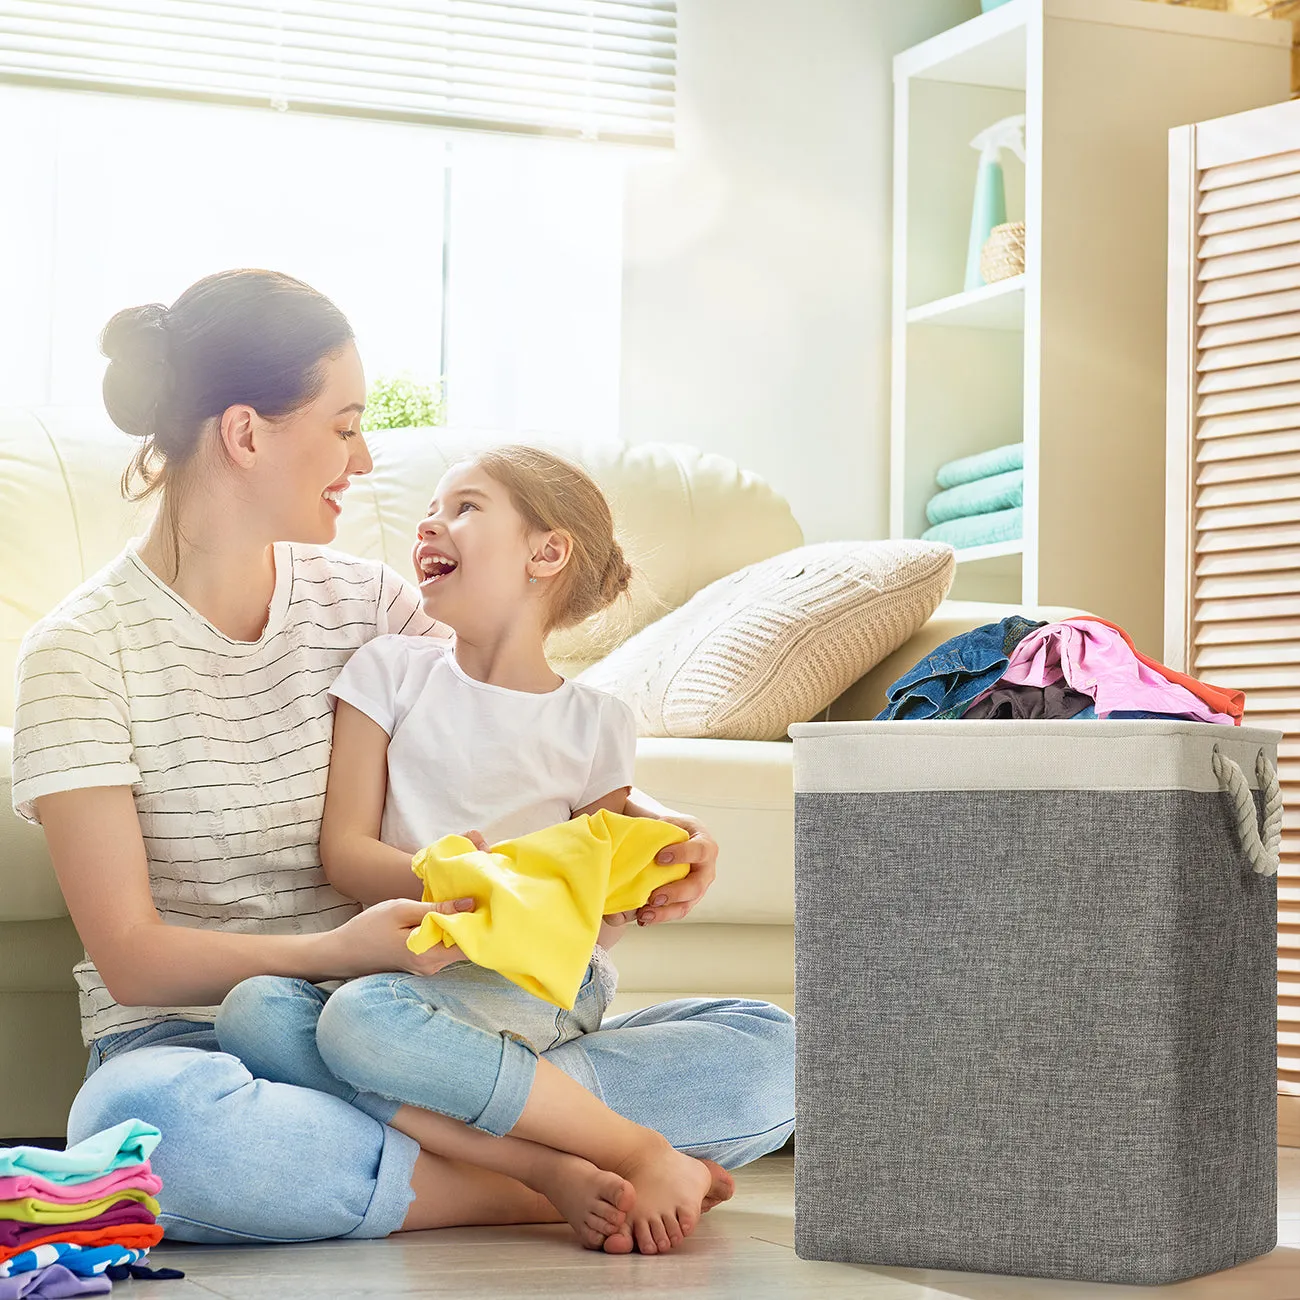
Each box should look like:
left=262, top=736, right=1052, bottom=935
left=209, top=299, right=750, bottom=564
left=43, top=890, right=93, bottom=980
left=0, top=406, right=1067, bottom=1137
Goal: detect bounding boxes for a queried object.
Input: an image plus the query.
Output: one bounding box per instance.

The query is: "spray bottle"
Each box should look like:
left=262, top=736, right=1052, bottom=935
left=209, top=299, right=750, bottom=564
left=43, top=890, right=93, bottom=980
left=963, top=113, right=1026, bottom=292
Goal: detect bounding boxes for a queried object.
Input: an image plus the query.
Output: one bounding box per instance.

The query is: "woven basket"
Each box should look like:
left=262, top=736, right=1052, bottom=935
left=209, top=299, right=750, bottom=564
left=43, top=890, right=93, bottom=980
left=980, top=221, right=1025, bottom=283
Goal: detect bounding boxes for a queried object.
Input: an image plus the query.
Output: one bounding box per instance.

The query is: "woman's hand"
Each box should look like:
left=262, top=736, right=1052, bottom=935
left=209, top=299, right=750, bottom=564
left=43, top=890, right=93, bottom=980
left=606, top=808, right=719, bottom=929
left=329, top=897, right=473, bottom=979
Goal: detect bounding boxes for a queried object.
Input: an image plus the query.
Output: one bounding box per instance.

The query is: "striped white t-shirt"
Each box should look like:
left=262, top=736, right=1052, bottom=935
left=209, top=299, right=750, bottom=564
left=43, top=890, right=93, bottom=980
left=11, top=542, right=441, bottom=1046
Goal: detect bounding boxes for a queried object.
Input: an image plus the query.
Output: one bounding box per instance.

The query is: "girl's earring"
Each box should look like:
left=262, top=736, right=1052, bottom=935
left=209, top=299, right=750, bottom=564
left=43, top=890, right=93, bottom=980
left=528, top=576, right=537, bottom=584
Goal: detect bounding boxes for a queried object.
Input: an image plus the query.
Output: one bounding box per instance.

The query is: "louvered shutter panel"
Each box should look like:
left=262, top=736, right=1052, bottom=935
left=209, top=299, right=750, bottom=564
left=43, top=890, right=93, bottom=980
left=1169, top=105, right=1300, bottom=1128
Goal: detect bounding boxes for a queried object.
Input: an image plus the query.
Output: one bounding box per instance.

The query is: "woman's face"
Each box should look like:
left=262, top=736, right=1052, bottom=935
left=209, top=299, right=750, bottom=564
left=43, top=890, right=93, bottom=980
left=253, top=341, right=373, bottom=544
left=411, top=461, right=537, bottom=633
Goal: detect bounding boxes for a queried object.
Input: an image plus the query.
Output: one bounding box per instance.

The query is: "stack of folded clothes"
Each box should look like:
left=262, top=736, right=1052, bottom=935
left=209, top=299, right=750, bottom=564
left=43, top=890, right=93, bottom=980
left=922, top=441, right=1024, bottom=550
left=875, top=614, right=1245, bottom=723
left=0, top=1121, right=173, bottom=1297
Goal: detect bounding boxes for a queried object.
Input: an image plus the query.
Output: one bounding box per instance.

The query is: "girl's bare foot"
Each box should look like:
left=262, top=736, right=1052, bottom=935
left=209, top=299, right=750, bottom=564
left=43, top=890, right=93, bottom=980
left=519, top=1148, right=634, bottom=1250
left=601, top=1138, right=712, bottom=1255
left=700, top=1159, right=735, bottom=1212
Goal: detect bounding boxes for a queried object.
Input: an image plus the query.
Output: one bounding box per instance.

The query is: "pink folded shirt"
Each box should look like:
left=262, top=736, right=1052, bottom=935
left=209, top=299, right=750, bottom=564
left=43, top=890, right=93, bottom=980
left=0, top=1165, right=160, bottom=1206
left=991, top=619, right=1237, bottom=724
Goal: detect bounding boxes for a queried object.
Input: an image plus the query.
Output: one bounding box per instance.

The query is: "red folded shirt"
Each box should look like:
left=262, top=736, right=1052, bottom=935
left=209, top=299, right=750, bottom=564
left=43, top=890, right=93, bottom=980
left=0, top=1221, right=163, bottom=1265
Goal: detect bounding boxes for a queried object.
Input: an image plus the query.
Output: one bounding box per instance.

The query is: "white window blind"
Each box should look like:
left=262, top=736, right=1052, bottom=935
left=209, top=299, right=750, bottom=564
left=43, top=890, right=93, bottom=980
left=0, top=0, right=676, bottom=146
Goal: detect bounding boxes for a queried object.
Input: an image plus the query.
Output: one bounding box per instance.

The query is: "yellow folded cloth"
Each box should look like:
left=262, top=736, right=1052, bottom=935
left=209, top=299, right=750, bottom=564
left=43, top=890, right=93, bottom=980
left=0, top=1188, right=161, bottom=1223
left=407, top=811, right=690, bottom=1009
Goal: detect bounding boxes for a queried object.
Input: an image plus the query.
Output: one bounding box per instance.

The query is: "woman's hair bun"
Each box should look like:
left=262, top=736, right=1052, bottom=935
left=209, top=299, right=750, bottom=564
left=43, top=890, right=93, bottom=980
left=101, top=303, right=171, bottom=440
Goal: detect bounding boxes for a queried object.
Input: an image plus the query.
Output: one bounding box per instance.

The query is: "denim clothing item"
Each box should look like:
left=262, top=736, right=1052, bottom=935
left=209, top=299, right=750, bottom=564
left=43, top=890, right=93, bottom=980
left=875, top=616, right=1045, bottom=721
left=73, top=1020, right=420, bottom=1245
left=217, top=952, right=620, bottom=1136
left=217, top=959, right=794, bottom=1167
left=69, top=988, right=793, bottom=1246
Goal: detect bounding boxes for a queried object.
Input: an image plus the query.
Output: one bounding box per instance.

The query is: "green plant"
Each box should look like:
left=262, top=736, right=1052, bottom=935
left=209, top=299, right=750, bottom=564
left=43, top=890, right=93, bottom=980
left=361, top=374, right=447, bottom=432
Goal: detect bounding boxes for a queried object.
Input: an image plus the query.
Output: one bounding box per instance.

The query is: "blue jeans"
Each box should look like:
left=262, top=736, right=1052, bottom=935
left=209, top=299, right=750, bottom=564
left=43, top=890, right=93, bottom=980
left=217, top=952, right=624, bottom=1137
left=875, top=615, right=1045, bottom=721
left=68, top=963, right=794, bottom=1246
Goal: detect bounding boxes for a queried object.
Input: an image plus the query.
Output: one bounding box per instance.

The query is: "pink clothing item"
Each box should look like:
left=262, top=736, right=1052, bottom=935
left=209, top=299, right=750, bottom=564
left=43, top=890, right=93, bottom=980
left=0, top=1167, right=159, bottom=1206
left=995, top=620, right=1237, bottom=724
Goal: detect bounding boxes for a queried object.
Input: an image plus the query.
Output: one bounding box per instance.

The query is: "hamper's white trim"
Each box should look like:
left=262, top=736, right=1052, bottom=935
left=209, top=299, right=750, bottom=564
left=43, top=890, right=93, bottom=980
left=788, top=721, right=1282, bottom=794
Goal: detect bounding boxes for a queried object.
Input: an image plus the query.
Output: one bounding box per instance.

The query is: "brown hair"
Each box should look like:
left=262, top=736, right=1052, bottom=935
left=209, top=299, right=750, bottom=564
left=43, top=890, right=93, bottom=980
left=101, top=269, right=354, bottom=576
left=470, top=445, right=632, bottom=632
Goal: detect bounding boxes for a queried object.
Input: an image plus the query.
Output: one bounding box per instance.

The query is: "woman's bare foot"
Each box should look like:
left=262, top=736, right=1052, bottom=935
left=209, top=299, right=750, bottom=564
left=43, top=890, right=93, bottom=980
left=518, top=1148, right=634, bottom=1249
left=700, top=1159, right=735, bottom=1212
left=601, top=1138, right=712, bottom=1255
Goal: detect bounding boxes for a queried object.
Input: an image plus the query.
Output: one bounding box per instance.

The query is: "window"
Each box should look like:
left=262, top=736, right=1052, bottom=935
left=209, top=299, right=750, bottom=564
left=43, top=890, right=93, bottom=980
left=0, top=2, right=674, bottom=437
left=0, top=81, right=625, bottom=436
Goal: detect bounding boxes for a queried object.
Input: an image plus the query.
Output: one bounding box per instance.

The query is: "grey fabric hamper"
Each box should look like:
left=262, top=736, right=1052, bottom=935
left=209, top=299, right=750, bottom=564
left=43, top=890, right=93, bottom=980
left=789, top=720, right=1283, bottom=1286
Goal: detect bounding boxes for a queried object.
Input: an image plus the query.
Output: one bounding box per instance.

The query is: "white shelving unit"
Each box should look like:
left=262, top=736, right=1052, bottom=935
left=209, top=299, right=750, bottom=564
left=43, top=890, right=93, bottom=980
left=906, top=276, right=1025, bottom=330
left=890, top=0, right=1291, bottom=653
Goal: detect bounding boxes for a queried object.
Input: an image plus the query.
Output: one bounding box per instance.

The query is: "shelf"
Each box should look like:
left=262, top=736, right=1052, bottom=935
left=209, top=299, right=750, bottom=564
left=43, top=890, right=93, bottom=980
left=895, top=0, right=1027, bottom=91
left=907, top=277, right=1025, bottom=330
left=953, top=540, right=1024, bottom=564
left=892, top=0, right=1283, bottom=93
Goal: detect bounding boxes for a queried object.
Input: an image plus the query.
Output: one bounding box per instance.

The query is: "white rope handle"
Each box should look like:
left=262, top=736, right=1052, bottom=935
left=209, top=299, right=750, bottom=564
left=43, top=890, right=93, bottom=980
left=1212, top=746, right=1283, bottom=877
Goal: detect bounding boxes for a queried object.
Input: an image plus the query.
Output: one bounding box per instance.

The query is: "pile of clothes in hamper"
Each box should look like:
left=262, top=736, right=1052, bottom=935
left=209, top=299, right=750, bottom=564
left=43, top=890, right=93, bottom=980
left=921, top=441, right=1024, bottom=551
left=876, top=614, right=1243, bottom=723
left=0, top=1121, right=183, bottom=1297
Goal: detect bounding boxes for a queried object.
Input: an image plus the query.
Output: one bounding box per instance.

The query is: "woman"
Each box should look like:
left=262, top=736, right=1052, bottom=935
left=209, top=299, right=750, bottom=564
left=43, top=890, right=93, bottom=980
left=10, top=269, right=794, bottom=1246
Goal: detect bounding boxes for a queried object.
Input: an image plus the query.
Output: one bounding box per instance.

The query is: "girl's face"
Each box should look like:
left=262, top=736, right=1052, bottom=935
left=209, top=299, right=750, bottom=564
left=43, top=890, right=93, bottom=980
left=250, top=342, right=373, bottom=544
left=412, top=461, right=538, bottom=632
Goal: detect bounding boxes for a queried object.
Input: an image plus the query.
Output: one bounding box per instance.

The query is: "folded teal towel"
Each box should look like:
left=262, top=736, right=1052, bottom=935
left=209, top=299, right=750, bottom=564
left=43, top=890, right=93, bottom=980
left=922, top=506, right=1023, bottom=549
left=936, top=441, right=1024, bottom=489
left=925, top=469, right=1023, bottom=526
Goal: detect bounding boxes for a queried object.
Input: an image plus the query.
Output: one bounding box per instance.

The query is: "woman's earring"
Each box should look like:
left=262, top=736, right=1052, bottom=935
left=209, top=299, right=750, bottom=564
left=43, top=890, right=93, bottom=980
left=528, top=576, right=537, bottom=584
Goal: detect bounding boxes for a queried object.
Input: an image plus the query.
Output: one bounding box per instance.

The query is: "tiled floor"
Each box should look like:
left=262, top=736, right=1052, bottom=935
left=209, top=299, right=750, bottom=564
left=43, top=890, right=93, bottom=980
left=141, top=1149, right=1300, bottom=1300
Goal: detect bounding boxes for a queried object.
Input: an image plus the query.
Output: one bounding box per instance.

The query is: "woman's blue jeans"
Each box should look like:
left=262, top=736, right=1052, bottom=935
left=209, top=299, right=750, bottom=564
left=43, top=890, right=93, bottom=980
left=68, top=955, right=795, bottom=1245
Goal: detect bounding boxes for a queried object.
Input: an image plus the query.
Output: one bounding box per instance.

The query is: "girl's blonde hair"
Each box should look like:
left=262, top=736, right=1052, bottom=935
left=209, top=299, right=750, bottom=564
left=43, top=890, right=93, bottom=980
left=470, top=445, right=632, bottom=632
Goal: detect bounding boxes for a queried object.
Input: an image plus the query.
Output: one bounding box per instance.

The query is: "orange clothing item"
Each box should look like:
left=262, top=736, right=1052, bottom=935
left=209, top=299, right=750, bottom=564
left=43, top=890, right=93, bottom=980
left=0, top=1223, right=163, bottom=1265
left=1073, top=615, right=1244, bottom=724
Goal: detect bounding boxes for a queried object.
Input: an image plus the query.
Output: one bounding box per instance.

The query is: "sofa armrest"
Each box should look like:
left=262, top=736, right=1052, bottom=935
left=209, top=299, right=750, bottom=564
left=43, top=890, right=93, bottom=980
left=1, top=726, right=69, bottom=923
left=825, top=600, right=1092, bottom=722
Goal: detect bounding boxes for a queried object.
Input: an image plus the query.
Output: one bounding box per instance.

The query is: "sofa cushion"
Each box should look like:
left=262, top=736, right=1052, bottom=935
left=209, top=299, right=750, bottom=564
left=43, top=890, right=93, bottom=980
left=579, top=540, right=956, bottom=742
left=632, top=736, right=794, bottom=924
left=0, top=411, right=806, bottom=723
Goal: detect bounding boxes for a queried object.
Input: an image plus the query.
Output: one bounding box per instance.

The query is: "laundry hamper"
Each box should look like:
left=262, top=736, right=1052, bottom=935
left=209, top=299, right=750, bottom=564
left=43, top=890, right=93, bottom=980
left=789, top=720, right=1283, bottom=1286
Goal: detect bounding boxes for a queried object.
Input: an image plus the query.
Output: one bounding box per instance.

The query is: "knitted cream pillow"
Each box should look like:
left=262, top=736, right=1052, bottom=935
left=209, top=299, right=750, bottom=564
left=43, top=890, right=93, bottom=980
left=578, top=540, right=956, bottom=741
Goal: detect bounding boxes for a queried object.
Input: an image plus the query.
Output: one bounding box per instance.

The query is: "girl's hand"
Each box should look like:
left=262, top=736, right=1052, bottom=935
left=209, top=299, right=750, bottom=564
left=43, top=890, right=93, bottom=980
left=606, top=811, right=719, bottom=928
left=330, top=896, right=473, bottom=978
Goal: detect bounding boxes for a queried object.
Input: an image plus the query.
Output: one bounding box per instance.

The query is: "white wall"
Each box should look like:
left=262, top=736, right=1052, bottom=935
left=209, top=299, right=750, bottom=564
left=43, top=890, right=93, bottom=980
left=619, top=0, right=979, bottom=543
left=443, top=133, right=624, bottom=439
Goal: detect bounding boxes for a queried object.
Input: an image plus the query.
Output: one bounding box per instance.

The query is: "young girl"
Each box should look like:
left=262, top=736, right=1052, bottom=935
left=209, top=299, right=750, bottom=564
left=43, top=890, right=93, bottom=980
left=216, top=445, right=733, bottom=1255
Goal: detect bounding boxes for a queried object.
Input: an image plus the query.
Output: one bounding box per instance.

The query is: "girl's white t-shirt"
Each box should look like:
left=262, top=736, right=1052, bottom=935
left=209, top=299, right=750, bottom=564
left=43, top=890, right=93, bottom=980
left=10, top=541, right=443, bottom=1046
left=327, top=635, right=636, bottom=852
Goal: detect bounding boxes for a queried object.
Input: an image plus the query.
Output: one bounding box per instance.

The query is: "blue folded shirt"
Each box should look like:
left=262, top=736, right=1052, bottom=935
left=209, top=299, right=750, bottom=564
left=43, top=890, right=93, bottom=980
left=0, top=1121, right=160, bottom=1185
